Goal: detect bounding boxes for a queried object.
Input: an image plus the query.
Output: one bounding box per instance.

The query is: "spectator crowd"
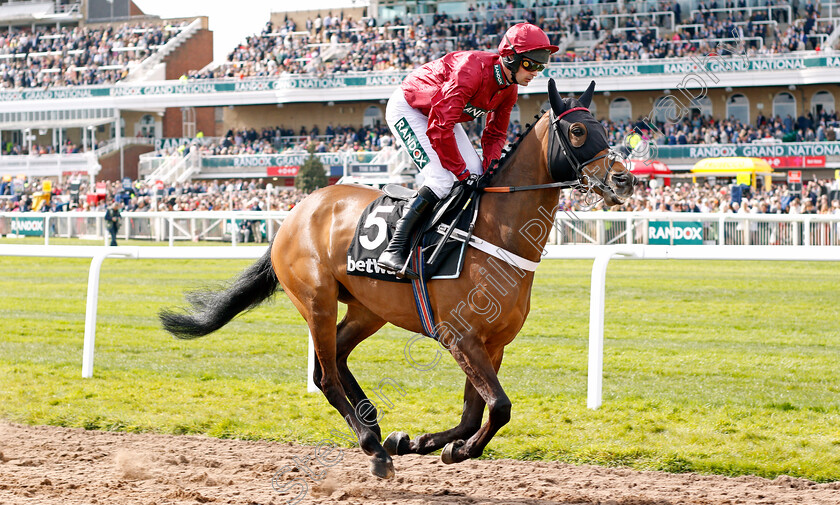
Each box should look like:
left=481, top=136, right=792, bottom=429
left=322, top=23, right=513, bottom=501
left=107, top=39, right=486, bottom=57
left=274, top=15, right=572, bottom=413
left=1, top=175, right=838, bottom=217
left=0, top=22, right=187, bottom=88
left=3, top=0, right=831, bottom=88
left=189, top=0, right=835, bottom=79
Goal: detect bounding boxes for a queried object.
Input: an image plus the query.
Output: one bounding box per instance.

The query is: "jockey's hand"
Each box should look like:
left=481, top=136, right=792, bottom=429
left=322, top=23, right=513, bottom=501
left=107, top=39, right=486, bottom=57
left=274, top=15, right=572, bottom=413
left=460, top=173, right=479, bottom=190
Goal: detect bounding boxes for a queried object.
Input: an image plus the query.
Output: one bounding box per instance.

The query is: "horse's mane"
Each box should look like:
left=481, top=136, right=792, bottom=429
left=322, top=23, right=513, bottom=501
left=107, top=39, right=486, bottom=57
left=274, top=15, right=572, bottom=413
left=481, top=110, right=546, bottom=185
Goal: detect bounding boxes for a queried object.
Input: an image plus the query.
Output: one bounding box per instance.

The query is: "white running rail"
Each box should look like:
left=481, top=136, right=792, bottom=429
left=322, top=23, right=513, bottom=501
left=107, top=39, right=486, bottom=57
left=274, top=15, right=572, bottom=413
left=544, top=244, right=840, bottom=409
left=1, top=243, right=839, bottom=403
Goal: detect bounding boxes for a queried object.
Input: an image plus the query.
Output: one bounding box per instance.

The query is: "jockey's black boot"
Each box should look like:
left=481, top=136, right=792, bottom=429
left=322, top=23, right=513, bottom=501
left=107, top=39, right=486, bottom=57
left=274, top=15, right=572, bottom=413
left=377, top=187, right=439, bottom=279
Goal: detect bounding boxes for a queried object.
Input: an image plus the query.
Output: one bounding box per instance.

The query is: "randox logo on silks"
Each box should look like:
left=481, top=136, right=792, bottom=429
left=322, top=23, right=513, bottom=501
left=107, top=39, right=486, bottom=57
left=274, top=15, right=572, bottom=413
left=395, top=117, right=430, bottom=169
left=494, top=64, right=505, bottom=85
left=463, top=103, right=489, bottom=119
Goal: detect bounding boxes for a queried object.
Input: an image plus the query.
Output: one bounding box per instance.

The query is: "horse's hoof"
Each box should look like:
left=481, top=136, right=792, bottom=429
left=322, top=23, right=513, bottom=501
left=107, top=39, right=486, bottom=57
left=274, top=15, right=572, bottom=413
left=369, top=457, right=395, bottom=479
left=441, top=439, right=465, bottom=465
left=383, top=431, right=411, bottom=456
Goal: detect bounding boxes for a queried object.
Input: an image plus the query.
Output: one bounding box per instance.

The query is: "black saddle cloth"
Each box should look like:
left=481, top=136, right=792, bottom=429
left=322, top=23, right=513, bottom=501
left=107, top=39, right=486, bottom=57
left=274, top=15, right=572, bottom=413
left=346, top=184, right=479, bottom=283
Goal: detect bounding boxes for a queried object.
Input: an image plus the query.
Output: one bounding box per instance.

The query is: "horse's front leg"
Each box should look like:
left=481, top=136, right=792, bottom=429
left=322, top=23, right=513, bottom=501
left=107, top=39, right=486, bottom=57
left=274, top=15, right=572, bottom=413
left=385, top=378, right=485, bottom=456
left=440, top=343, right=509, bottom=464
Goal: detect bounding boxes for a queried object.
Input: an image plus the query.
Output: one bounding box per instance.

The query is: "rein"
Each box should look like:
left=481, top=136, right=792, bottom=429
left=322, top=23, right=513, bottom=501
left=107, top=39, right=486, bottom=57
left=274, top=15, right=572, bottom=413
left=482, top=181, right=576, bottom=193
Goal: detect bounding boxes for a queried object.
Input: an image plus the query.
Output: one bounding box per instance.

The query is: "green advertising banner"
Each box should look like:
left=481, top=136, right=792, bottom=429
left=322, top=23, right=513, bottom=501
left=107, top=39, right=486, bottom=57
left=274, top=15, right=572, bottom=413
left=648, top=221, right=703, bottom=245
left=10, top=217, right=44, bottom=237
left=1, top=55, right=836, bottom=102
left=656, top=143, right=840, bottom=159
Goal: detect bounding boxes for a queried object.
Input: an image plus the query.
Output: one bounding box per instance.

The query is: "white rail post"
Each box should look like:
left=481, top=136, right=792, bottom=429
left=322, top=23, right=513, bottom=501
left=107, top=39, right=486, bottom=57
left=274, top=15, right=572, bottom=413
left=626, top=216, right=633, bottom=245
left=168, top=217, right=175, bottom=247
left=587, top=247, right=636, bottom=409
left=82, top=248, right=136, bottom=378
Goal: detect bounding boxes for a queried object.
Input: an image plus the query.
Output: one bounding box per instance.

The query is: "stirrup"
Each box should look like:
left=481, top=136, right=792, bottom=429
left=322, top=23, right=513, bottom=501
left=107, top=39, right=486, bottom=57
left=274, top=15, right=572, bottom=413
left=379, top=249, right=419, bottom=280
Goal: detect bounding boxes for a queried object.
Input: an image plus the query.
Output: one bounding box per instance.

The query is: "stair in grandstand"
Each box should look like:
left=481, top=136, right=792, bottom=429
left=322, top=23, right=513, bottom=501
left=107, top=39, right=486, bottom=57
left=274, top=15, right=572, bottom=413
left=824, top=19, right=840, bottom=50
left=124, top=18, right=204, bottom=82
left=569, top=30, right=608, bottom=52
left=319, top=42, right=351, bottom=64
left=556, top=33, right=576, bottom=55
left=93, top=137, right=155, bottom=158
left=336, top=146, right=414, bottom=187
left=143, top=151, right=200, bottom=185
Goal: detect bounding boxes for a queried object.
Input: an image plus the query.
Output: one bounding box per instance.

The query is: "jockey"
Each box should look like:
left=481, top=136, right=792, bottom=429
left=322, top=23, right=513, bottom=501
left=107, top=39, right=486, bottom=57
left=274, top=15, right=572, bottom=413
left=378, top=23, right=559, bottom=279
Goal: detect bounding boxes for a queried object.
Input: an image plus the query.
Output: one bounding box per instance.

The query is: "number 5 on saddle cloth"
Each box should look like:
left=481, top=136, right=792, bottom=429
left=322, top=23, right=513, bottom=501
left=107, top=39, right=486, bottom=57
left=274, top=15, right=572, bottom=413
left=347, top=184, right=478, bottom=284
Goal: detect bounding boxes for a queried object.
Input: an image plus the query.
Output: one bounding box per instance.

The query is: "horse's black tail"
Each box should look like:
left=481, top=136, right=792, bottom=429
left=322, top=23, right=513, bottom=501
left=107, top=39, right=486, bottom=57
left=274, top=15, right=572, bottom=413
left=159, top=247, right=278, bottom=339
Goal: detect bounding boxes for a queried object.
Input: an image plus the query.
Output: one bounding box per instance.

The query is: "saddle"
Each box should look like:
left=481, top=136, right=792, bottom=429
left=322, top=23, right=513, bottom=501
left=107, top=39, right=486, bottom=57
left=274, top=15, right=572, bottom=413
left=347, top=184, right=479, bottom=283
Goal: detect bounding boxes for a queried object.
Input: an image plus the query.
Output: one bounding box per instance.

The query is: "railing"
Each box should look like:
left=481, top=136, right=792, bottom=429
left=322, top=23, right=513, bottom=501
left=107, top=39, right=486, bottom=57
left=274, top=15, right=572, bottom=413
left=0, top=210, right=291, bottom=246
left=142, top=150, right=199, bottom=184
left=4, top=211, right=840, bottom=248
left=688, top=5, right=792, bottom=24
left=0, top=151, right=99, bottom=178
left=125, top=18, right=202, bottom=82
left=92, top=136, right=155, bottom=157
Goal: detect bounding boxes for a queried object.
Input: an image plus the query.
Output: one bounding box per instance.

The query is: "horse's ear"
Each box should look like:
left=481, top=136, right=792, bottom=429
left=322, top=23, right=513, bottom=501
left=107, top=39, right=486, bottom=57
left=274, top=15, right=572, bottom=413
left=548, top=78, right=567, bottom=116
left=579, top=80, right=595, bottom=109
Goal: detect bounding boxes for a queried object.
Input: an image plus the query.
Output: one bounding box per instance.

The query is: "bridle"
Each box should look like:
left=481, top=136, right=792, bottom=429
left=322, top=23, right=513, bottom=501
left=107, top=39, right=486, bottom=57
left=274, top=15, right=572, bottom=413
left=483, top=107, right=625, bottom=207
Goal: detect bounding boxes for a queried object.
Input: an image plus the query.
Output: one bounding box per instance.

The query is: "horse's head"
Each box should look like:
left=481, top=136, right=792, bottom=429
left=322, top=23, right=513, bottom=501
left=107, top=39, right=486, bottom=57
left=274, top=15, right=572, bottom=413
left=546, top=79, right=636, bottom=207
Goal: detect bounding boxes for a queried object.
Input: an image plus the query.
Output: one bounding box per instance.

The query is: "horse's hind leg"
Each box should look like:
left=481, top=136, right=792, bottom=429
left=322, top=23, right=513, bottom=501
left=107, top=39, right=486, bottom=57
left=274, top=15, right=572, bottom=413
left=384, top=378, right=485, bottom=456
left=440, top=345, right=509, bottom=464
left=386, top=345, right=504, bottom=456
left=334, top=302, right=386, bottom=441
left=285, top=283, right=394, bottom=479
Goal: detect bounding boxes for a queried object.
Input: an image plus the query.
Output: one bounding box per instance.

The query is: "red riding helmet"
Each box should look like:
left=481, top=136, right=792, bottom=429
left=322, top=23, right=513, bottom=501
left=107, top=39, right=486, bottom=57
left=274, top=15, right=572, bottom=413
left=498, top=23, right=559, bottom=79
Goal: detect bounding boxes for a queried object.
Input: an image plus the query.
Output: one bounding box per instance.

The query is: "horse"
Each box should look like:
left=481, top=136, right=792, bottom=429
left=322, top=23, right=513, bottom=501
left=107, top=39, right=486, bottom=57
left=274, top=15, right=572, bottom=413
left=159, top=79, right=636, bottom=479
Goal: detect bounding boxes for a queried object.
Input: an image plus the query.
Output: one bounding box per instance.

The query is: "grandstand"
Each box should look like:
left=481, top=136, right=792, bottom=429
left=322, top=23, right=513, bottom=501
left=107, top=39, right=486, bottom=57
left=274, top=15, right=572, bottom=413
left=0, top=0, right=838, bottom=190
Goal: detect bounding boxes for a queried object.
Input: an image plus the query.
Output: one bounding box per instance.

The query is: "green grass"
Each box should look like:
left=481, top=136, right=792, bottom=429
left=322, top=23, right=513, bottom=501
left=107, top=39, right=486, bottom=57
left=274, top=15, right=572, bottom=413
left=1, top=253, right=839, bottom=481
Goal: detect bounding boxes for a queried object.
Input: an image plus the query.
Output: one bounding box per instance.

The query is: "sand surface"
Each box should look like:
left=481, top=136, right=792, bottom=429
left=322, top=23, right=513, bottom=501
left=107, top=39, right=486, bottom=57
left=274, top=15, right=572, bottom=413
left=1, top=422, right=838, bottom=505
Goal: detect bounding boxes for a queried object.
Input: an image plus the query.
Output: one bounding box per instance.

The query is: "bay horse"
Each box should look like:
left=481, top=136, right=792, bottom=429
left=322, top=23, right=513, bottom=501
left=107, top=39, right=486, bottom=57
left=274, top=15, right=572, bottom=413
left=160, top=79, right=635, bottom=479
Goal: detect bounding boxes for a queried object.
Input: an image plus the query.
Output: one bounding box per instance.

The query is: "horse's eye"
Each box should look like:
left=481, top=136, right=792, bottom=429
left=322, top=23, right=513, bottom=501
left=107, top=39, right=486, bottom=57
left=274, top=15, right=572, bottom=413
left=569, top=122, right=587, bottom=147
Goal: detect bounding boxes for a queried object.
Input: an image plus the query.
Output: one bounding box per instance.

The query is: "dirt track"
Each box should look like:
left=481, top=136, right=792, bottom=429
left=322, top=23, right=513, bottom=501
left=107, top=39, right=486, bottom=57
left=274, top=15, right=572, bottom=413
left=1, top=422, right=838, bottom=505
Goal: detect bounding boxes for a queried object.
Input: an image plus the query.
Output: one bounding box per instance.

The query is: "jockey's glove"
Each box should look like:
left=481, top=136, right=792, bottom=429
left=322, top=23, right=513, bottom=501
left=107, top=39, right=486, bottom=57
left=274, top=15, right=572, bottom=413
left=460, top=173, right=480, bottom=191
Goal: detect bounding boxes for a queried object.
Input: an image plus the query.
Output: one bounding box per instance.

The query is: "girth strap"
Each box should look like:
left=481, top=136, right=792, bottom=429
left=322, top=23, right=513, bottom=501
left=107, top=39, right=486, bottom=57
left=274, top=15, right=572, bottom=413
left=433, top=223, right=539, bottom=272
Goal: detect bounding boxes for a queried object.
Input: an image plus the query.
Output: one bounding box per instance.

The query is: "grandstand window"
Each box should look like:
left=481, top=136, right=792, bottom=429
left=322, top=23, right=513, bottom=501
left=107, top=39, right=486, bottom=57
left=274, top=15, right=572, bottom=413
left=110, top=118, right=126, bottom=138
left=182, top=107, right=196, bottom=138
left=692, top=96, right=712, bottom=118
left=726, top=94, right=750, bottom=124
left=363, top=105, right=383, bottom=128
left=652, top=96, right=680, bottom=123
left=609, top=98, right=632, bottom=122
left=811, top=91, right=835, bottom=116
left=138, top=114, right=158, bottom=139
left=587, top=100, right=597, bottom=117
left=772, top=92, right=796, bottom=120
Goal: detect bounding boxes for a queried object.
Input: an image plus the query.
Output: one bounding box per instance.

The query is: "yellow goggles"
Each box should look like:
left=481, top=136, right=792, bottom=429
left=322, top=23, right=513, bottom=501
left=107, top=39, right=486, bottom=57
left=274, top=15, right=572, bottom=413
left=521, top=57, right=546, bottom=72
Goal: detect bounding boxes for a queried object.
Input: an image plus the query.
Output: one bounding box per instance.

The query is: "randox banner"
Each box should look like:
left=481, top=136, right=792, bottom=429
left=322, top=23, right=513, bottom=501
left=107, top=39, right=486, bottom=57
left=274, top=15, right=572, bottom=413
left=0, top=56, right=836, bottom=103
left=648, top=221, right=703, bottom=245
left=10, top=217, right=44, bottom=236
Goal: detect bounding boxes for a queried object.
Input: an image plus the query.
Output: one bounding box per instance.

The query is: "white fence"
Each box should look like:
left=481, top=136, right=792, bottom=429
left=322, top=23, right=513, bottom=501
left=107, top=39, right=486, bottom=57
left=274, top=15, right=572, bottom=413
left=0, top=245, right=264, bottom=378
left=545, top=245, right=840, bottom=409
left=0, top=210, right=290, bottom=246
left=4, top=211, right=840, bottom=247
left=1, top=243, right=839, bottom=409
